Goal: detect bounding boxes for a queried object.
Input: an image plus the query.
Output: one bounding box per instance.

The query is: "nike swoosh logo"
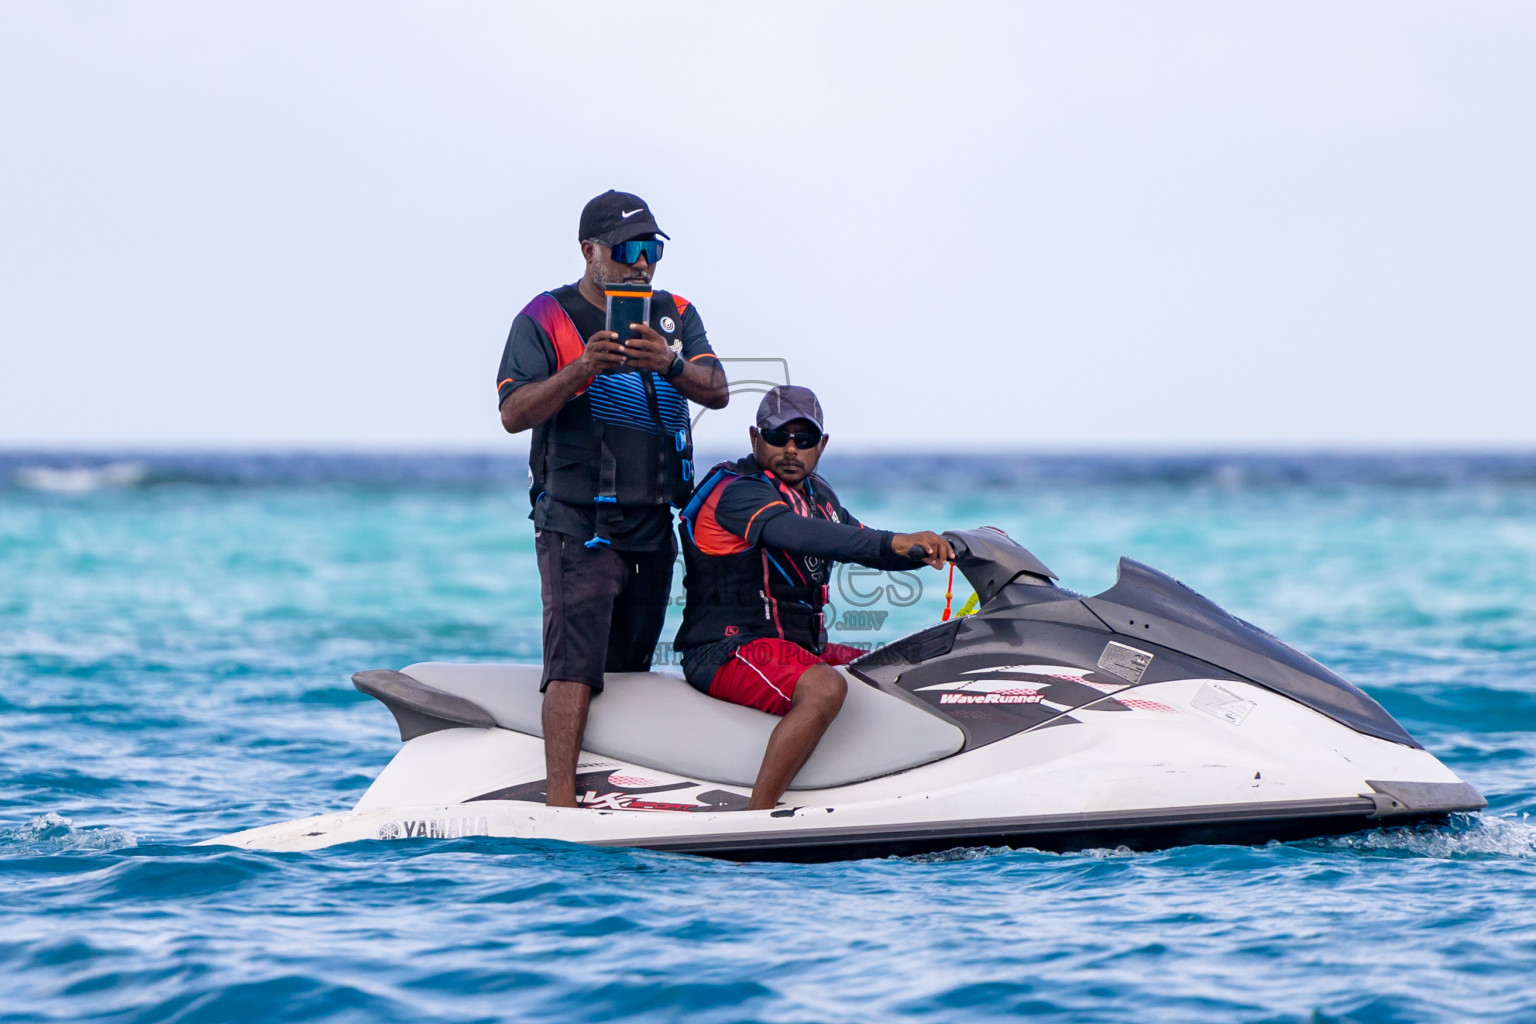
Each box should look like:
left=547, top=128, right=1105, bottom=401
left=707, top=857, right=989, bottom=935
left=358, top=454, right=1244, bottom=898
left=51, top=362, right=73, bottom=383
left=621, top=208, right=643, bottom=218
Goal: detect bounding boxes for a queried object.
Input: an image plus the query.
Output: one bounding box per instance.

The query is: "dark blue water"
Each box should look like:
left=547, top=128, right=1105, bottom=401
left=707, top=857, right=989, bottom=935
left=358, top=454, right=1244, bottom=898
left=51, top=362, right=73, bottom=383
left=4, top=452, right=1534, bottom=1023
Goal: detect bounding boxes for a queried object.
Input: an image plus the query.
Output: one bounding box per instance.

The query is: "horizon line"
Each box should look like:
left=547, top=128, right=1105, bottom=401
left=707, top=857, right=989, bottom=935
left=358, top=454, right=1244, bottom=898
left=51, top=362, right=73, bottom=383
left=3, top=444, right=1536, bottom=458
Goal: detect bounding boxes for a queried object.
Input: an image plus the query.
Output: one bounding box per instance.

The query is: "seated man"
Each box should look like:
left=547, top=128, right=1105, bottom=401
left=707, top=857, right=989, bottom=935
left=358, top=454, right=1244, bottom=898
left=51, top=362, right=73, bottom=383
left=674, top=385, right=952, bottom=809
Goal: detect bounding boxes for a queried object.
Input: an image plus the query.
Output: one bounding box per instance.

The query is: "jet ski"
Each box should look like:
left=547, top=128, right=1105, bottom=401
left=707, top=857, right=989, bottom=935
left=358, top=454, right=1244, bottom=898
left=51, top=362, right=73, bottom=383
left=204, top=528, right=1485, bottom=860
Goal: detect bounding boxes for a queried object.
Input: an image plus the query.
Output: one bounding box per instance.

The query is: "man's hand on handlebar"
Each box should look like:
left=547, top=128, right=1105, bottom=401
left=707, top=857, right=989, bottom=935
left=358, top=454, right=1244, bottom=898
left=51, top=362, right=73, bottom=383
left=892, top=531, right=954, bottom=569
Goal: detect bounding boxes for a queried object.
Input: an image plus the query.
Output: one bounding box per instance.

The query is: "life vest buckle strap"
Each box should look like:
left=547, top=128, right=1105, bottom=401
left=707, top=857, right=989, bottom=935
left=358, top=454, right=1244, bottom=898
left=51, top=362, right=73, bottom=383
left=679, top=464, right=733, bottom=524
left=589, top=427, right=619, bottom=549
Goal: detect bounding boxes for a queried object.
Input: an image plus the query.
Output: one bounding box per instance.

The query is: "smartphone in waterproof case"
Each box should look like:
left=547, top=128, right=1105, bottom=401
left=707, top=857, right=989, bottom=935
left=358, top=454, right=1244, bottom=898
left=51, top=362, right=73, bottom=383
left=604, top=285, right=652, bottom=344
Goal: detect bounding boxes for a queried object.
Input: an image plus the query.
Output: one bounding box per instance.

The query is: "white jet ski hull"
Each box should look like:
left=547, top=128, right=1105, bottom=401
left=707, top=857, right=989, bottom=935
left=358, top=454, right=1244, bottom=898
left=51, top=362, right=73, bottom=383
left=205, top=670, right=1480, bottom=859
left=205, top=532, right=1484, bottom=860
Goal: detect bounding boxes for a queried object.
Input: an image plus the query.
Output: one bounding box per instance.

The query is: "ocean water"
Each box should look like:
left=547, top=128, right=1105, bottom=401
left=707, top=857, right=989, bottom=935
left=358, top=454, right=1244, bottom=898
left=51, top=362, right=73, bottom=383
left=2, top=451, right=1535, bottom=1024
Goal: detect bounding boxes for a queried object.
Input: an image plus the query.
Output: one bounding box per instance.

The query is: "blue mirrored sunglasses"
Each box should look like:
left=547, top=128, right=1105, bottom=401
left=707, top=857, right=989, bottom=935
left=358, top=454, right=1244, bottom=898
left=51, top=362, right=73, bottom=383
left=609, top=239, right=664, bottom=265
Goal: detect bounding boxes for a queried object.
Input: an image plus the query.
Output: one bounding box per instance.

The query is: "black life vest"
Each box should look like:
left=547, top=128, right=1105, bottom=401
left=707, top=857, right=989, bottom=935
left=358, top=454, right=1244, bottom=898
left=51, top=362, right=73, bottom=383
left=521, top=289, right=696, bottom=539
left=675, top=457, right=845, bottom=653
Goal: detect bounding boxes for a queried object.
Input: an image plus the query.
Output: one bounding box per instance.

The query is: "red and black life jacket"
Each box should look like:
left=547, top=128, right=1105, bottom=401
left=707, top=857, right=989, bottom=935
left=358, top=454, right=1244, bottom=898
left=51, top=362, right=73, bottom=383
left=520, top=290, right=696, bottom=535
left=675, top=457, right=845, bottom=653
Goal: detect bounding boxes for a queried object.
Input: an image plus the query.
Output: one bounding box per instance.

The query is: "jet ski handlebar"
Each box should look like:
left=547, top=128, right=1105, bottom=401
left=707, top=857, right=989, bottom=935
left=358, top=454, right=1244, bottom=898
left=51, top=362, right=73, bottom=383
left=940, top=527, right=1058, bottom=605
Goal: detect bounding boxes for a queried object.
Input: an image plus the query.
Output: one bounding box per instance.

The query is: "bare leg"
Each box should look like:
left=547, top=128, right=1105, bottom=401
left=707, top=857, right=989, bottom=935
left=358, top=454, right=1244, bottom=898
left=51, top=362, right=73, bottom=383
left=542, top=679, right=591, bottom=808
left=747, top=665, right=847, bottom=810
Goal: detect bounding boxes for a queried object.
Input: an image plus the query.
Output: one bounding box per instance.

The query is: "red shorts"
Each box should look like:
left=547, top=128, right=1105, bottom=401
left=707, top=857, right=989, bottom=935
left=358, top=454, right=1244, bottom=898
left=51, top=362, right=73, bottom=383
left=707, top=638, right=865, bottom=716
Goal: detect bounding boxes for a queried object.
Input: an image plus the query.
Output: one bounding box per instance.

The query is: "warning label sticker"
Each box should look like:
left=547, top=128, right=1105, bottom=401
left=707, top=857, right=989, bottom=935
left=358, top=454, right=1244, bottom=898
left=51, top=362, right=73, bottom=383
left=1191, top=681, right=1256, bottom=726
left=1098, top=642, right=1153, bottom=684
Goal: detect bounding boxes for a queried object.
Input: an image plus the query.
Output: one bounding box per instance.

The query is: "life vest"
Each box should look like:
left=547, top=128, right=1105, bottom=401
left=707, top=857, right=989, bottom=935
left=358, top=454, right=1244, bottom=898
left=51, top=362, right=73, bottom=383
left=521, top=289, right=696, bottom=543
left=675, top=457, right=844, bottom=653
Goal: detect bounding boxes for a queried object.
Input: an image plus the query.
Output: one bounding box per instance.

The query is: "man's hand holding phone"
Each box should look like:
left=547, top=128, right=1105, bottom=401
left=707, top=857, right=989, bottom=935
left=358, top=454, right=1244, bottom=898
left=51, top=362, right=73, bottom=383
left=575, top=330, right=629, bottom=376
left=618, top=323, right=677, bottom=374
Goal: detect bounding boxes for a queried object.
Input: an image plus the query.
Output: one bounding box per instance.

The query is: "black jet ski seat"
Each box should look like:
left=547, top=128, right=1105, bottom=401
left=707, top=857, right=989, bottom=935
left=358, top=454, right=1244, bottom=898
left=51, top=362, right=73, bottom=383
left=355, top=662, right=966, bottom=791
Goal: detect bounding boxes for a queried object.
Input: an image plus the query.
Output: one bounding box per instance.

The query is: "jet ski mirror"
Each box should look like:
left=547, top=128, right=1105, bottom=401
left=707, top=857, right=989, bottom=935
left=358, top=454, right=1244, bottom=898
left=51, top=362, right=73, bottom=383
left=941, top=527, right=1058, bottom=606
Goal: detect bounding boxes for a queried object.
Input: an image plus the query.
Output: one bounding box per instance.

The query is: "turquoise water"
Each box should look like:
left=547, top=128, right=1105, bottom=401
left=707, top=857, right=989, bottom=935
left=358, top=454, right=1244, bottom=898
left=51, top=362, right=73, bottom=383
left=3, top=453, right=1535, bottom=1023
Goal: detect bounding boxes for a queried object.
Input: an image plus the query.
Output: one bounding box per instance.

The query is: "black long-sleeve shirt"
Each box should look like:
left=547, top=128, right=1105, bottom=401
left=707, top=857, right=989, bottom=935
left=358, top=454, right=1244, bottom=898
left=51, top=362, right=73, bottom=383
left=755, top=511, right=916, bottom=571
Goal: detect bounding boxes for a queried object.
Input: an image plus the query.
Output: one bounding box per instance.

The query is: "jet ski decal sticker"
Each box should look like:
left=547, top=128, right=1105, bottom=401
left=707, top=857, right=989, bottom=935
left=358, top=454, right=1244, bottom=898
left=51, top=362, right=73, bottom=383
left=467, top=769, right=750, bottom=812
left=960, top=664, right=1091, bottom=679
left=938, top=689, right=1043, bottom=705
left=609, top=774, right=663, bottom=787
left=1117, top=697, right=1177, bottom=713
left=377, top=816, right=490, bottom=841
left=1098, top=642, right=1153, bottom=684
left=915, top=667, right=1131, bottom=713
left=1191, top=681, right=1257, bottom=726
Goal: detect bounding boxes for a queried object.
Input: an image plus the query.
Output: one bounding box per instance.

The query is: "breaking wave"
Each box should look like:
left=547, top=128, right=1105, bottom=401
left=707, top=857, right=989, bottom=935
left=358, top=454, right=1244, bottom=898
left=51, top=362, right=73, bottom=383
left=897, top=844, right=1019, bottom=863
left=1313, top=812, right=1536, bottom=859
left=14, top=461, right=148, bottom=494
left=1, top=812, right=140, bottom=853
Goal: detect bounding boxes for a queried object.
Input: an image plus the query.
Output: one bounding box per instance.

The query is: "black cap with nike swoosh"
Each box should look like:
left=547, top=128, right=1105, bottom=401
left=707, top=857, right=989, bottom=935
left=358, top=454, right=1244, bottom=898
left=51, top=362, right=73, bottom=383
left=579, top=190, right=670, bottom=246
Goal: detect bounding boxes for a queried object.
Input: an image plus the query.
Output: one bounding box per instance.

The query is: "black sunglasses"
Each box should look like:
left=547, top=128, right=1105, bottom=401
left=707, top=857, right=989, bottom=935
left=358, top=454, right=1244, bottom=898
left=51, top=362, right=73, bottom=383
left=609, top=239, right=663, bottom=265
left=758, top=426, right=823, bottom=449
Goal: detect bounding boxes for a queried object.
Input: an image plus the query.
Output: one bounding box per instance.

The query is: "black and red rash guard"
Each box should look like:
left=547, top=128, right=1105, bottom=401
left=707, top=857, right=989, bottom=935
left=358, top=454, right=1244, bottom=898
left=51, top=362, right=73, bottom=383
left=673, top=456, right=917, bottom=687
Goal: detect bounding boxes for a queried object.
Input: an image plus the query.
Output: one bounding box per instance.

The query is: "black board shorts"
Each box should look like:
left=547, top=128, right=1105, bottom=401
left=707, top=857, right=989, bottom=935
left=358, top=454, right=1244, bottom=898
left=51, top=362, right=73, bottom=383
left=535, top=529, right=673, bottom=692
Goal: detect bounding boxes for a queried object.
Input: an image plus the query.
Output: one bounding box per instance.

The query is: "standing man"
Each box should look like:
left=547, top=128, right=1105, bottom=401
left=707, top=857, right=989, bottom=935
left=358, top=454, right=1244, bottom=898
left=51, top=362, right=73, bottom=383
left=498, top=190, right=728, bottom=807
left=674, top=386, right=952, bottom=809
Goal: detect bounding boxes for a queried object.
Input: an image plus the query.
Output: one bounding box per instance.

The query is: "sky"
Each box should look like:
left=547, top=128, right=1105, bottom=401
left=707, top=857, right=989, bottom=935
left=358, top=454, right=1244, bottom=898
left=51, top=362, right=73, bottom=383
left=1, top=2, right=1533, bottom=453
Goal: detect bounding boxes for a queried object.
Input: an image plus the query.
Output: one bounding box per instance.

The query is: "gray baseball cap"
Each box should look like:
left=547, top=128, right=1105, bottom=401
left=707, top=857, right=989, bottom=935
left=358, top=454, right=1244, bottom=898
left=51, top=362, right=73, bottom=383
left=755, top=385, right=824, bottom=431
